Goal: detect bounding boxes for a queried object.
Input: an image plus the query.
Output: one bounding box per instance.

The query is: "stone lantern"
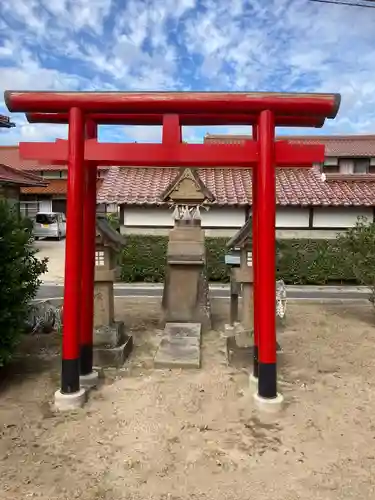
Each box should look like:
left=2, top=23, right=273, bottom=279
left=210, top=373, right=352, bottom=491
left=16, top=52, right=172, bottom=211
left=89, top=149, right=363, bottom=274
left=225, top=217, right=254, bottom=336
left=93, top=214, right=133, bottom=367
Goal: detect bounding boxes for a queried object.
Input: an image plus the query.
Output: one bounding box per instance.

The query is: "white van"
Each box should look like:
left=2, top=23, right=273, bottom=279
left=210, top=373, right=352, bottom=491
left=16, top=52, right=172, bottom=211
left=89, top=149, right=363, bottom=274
left=33, top=212, right=67, bottom=240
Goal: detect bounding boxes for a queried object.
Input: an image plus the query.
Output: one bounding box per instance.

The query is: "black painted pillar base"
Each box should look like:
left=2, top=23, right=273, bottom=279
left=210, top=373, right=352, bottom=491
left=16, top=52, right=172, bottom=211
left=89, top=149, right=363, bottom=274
left=61, top=358, right=80, bottom=394
left=258, top=362, right=277, bottom=399
left=252, top=345, right=259, bottom=378
left=80, top=343, right=93, bottom=376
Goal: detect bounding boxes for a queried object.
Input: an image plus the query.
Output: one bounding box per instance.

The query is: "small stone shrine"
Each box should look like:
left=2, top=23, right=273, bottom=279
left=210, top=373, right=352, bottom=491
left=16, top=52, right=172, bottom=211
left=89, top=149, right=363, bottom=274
left=225, top=217, right=254, bottom=350
left=154, top=168, right=213, bottom=369
left=224, top=218, right=285, bottom=366
left=93, top=214, right=133, bottom=367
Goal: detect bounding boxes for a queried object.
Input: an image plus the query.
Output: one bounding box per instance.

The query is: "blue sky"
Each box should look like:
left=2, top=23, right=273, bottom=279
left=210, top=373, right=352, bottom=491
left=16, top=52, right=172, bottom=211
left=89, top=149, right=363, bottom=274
left=0, top=0, right=375, bottom=145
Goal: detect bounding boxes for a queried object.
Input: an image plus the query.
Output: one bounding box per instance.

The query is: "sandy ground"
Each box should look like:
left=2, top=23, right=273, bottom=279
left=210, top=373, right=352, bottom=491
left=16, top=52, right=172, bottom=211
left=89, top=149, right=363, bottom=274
left=34, top=239, right=66, bottom=283
left=1, top=298, right=375, bottom=500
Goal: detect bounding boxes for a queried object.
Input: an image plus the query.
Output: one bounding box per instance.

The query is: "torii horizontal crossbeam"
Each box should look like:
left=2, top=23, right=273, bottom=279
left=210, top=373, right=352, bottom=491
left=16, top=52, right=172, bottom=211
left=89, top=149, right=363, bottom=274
left=19, top=140, right=325, bottom=168
left=26, top=112, right=326, bottom=128
left=5, top=91, right=340, bottom=118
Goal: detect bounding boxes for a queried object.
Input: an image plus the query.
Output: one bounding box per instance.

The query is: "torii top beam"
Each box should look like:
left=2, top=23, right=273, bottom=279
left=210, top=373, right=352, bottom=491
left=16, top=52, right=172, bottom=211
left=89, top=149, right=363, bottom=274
left=26, top=112, right=326, bottom=128
left=5, top=91, right=340, bottom=118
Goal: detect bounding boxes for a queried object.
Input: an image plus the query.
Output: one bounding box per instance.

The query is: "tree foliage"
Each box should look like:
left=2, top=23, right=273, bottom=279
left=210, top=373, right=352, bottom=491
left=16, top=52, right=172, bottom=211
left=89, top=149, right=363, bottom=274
left=0, top=202, right=47, bottom=366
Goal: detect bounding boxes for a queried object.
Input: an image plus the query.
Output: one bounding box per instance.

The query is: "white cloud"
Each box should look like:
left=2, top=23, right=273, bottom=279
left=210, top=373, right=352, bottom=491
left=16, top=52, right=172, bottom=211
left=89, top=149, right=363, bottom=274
left=0, top=0, right=375, bottom=145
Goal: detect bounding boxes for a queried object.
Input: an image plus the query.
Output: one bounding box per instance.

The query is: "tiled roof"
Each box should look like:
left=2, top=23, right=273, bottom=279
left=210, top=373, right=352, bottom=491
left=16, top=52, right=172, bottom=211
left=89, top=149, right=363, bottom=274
left=21, top=178, right=103, bottom=195
left=97, top=166, right=375, bottom=207
left=0, top=163, right=46, bottom=187
left=0, top=146, right=38, bottom=170
left=205, top=134, right=375, bottom=157
left=0, top=146, right=107, bottom=171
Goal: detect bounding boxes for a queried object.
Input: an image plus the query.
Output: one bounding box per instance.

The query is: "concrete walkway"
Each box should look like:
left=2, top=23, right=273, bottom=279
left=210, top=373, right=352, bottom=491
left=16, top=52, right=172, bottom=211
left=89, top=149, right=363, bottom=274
left=34, top=239, right=65, bottom=284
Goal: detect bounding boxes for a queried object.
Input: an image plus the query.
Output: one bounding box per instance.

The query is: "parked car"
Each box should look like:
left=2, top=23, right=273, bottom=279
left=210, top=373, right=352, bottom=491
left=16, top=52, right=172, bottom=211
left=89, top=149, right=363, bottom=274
left=33, top=212, right=66, bottom=240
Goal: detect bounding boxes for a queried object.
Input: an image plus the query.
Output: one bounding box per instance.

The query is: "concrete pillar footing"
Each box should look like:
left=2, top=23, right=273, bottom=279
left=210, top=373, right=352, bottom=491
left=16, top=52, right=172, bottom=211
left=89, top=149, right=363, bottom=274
left=249, top=373, right=258, bottom=392
left=253, top=392, right=284, bottom=413
left=54, top=388, right=87, bottom=411
left=79, top=370, right=99, bottom=389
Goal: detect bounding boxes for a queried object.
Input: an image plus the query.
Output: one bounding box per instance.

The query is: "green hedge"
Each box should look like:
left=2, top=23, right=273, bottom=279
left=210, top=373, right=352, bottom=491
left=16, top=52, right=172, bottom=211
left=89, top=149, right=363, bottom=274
left=119, top=235, right=357, bottom=285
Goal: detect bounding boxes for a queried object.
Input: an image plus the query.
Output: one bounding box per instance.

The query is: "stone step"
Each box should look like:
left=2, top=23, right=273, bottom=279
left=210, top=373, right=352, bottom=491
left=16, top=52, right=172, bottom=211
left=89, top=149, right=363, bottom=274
left=154, top=322, right=202, bottom=369
left=164, top=322, right=202, bottom=339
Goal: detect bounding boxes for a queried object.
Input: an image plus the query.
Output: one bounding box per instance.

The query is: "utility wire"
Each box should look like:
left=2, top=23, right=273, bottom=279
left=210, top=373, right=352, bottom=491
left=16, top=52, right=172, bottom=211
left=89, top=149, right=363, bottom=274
left=309, top=0, right=375, bottom=8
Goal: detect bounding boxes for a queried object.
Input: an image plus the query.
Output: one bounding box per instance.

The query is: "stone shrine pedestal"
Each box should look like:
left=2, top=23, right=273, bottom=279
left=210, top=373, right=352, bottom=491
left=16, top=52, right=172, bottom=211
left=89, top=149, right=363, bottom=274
left=155, top=217, right=212, bottom=369
left=162, top=218, right=211, bottom=331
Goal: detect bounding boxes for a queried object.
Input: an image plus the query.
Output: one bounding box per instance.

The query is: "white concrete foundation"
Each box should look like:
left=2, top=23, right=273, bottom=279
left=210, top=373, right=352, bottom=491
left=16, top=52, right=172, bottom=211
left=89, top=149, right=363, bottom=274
left=54, top=388, right=87, bottom=411
left=249, top=374, right=258, bottom=392
left=253, top=392, right=284, bottom=414
left=80, top=370, right=99, bottom=389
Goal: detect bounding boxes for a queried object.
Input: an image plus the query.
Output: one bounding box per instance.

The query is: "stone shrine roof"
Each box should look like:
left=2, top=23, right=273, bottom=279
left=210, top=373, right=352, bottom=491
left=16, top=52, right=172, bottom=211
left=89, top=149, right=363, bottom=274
left=226, top=217, right=252, bottom=249
left=96, top=214, right=126, bottom=250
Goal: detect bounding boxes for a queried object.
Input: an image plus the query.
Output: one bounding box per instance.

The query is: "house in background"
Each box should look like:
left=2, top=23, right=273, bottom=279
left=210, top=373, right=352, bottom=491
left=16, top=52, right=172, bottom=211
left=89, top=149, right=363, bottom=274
left=0, top=146, right=108, bottom=217
left=2, top=134, right=375, bottom=238
left=1, top=115, right=46, bottom=210
left=97, top=134, right=375, bottom=239
left=0, top=163, right=46, bottom=210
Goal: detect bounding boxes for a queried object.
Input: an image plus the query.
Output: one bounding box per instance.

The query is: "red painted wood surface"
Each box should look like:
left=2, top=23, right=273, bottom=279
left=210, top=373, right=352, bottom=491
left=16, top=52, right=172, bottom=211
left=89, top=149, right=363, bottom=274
left=26, top=112, right=326, bottom=128
left=19, top=140, right=324, bottom=168
left=5, top=91, right=340, bottom=118
left=252, top=125, right=259, bottom=375
left=80, top=120, right=97, bottom=374
left=62, top=107, right=85, bottom=362
left=257, top=110, right=277, bottom=367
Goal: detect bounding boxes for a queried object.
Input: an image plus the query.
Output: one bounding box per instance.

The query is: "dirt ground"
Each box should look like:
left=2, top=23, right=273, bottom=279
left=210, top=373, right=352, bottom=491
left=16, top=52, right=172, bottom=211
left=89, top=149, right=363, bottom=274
left=1, top=298, right=375, bottom=500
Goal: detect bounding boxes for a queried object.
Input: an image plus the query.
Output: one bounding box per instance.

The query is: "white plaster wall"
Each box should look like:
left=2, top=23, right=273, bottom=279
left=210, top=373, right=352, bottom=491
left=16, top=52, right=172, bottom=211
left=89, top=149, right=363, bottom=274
left=123, top=206, right=246, bottom=228
left=200, top=207, right=246, bottom=228
left=123, top=207, right=173, bottom=227
left=275, top=207, right=310, bottom=228
left=121, top=205, right=374, bottom=233
left=313, top=207, right=373, bottom=228
left=39, top=199, right=53, bottom=212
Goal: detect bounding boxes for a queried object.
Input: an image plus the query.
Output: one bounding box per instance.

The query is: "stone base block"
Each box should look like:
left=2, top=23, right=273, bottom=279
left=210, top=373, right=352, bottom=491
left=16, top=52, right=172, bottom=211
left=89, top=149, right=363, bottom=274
left=54, top=388, right=87, bottom=411
left=93, top=321, right=125, bottom=348
left=222, top=322, right=243, bottom=338
left=235, top=327, right=253, bottom=348
left=165, top=322, right=201, bottom=339
left=93, top=335, right=133, bottom=368
left=92, top=366, right=105, bottom=378
left=154, top=336, right=200, bottom=369
left=226, top=336, right=253, bottom=368
left=226, top=337, right=282, bottom=368
left=253, top=392, right=284, bottom=414
left=79, top=370, right=100, bottom=389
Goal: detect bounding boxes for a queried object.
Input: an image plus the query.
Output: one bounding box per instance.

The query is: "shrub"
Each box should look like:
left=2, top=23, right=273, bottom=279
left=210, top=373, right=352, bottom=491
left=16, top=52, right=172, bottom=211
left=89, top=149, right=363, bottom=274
left=0, top=202, right=47, bottom=366
left=119, top=234, right=359, bottom=285
left=335, top=217, right=375, bottom=300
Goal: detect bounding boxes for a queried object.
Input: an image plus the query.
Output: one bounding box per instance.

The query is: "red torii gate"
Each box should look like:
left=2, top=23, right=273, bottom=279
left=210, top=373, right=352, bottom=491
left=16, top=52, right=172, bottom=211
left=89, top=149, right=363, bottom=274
left=5, top=91, right=340, bottom=409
